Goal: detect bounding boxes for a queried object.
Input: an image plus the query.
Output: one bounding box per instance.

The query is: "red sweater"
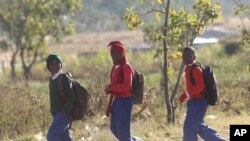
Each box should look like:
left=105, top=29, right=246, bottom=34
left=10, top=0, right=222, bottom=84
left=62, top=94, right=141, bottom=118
left=108, top=63, right=134, bottom=97
left=184, top=64, right=205, bottom=98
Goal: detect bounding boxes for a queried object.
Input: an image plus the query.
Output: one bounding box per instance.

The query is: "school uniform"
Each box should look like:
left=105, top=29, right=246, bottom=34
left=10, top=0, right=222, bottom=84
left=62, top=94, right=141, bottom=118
left=47, top=69, right=74, bottom=141
left=182, top=64, right=225, bottom=141
left=109, top=63, right=134, bottom=141
left=106, top=41, right=141, bottom=141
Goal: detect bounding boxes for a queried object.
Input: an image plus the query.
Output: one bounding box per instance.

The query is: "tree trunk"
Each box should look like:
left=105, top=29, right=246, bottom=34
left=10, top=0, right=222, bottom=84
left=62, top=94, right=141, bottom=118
left=171, top=62, right=185, bottom=103
left=10, top=49, right=18, bottom=80
left=169, top=38, right=195, bottom=121
left=163, top=0, right=174, bottom=123
left=20, top=45, right=39, bottom=83
left=23, top=65, right=31, bottom=85
left=170, top=62, right=185, bottom=122
left=9, top=30, right=19, bottom=81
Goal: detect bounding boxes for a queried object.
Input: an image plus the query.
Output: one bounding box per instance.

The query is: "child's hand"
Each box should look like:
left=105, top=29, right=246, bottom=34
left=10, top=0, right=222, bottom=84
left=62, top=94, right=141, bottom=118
left=179, top=93, right=187, bottom=103
left=105, top=85, right=110, bottom=94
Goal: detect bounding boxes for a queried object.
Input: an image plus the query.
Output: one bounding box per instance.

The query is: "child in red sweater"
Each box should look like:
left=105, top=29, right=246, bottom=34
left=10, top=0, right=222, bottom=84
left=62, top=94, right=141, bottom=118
left=179, top=46, right=225, bottom=141
left=105, top=41, right=141, bottom=141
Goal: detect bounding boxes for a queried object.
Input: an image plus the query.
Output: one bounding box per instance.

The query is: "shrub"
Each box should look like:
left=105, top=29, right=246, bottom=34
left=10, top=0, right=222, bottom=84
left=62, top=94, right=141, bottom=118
left=224, top=42, right=241, bottom=55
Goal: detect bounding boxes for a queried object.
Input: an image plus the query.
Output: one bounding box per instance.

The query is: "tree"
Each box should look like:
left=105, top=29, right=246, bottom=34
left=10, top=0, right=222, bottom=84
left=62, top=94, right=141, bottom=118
left=0, top=0, right=82, bottom=81
left=124, top=0, right=220, bottom=123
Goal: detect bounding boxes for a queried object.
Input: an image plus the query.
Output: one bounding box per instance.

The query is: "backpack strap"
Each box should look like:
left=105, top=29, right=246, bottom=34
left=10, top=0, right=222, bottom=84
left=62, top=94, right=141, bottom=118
left=189, top=62, right=202, bottom=86
left=121, top=64, right=135, bottom=95
left=56, top=72, right=72, bottom=99
left=120, top=63, right=134, bottom=82
left=55, top=72, right=74, bottom=128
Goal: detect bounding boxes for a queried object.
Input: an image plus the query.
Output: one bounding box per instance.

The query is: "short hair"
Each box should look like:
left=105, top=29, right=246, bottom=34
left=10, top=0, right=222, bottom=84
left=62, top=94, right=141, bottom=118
left=183, top=46, right=196, bottom=55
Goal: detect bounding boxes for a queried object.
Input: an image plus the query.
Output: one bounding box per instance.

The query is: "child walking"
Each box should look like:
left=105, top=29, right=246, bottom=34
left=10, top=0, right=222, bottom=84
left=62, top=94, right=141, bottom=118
left=105, top=41, right=141, bottom=141
left=179, top=47, right=225, bottom=141
left=46, top=54, right=74, bottom=141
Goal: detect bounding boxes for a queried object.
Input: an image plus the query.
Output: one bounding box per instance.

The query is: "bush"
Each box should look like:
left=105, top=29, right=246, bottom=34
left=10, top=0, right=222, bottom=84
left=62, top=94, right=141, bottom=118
left=224, top=42, right=241, bottom=55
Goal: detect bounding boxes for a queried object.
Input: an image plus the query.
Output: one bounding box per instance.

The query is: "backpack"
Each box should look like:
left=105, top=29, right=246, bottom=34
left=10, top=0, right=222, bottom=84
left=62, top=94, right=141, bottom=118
left=131, top=70, right=144, bottom=104
left=189, top=63, right=218, bottom=106
left=119, top=66, right=144, bottom=104
left=56, top=72, right=90, bottom=121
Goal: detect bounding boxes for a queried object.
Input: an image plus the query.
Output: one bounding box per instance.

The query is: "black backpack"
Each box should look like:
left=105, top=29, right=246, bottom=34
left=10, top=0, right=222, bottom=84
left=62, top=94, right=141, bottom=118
left=56, top=72, right=90, bottom=121
left=119, top=65, right=144, bottom=104
left=131, top=70, right=144, bottom=104
left=189, top=63, right=218, bottom=106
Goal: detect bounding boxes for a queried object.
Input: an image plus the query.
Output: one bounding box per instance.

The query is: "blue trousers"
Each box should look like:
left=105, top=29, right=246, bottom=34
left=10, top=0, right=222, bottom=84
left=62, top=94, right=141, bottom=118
left=110, top=97, right=133, bottom=141
left=183, top=98, right=225, bottom=141
left=47, top=112, right=72, bottom=141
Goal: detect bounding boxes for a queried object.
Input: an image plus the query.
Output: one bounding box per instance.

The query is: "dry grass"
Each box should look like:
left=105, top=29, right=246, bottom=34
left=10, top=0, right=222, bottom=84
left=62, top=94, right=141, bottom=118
left=0, top=82, right=50, bottom=141
left=1, top=81, right=248, bottom=141
left=67, top=107, right=249, bottom=141
left=50, top=30, right=144, bottom=55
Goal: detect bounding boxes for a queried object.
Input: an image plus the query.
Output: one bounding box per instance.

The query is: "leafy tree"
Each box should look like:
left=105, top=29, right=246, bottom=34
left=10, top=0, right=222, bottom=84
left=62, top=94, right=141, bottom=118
left=124, top=0, right=220, bottom=123
left=0, top=0, right=82, bottom=81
